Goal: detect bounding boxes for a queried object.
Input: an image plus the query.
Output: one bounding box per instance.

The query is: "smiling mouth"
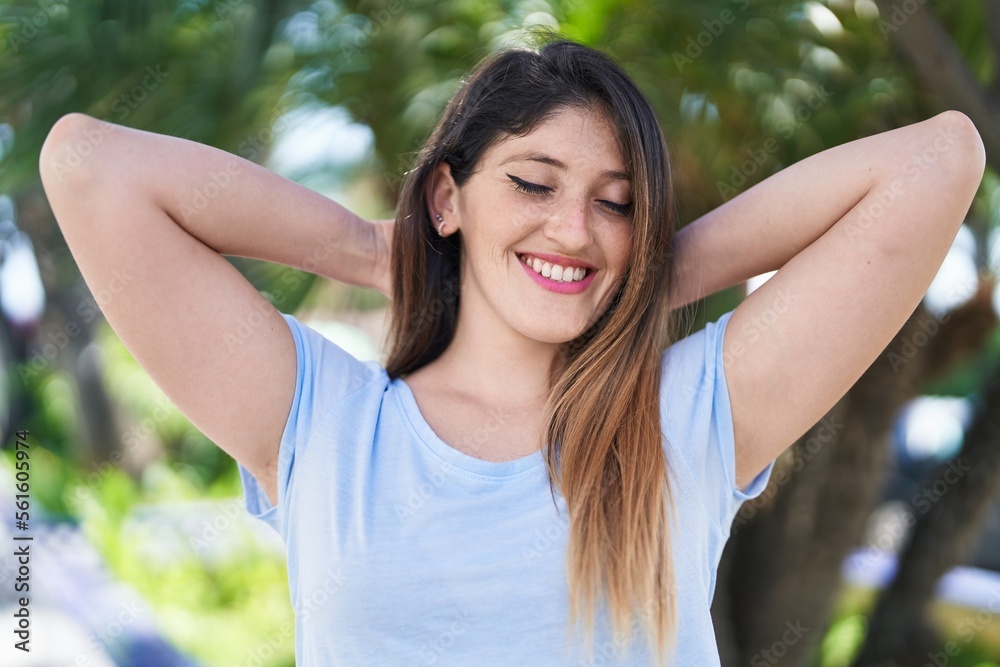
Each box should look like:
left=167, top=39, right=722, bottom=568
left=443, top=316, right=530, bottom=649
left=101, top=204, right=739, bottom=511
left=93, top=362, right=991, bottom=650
left=516, top=253, right=594, bottom=283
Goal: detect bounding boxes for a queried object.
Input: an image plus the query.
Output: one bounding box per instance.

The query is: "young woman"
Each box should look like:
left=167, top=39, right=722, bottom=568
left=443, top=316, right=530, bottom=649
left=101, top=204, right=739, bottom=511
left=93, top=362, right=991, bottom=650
left=39, top=37, right=984, bottom=666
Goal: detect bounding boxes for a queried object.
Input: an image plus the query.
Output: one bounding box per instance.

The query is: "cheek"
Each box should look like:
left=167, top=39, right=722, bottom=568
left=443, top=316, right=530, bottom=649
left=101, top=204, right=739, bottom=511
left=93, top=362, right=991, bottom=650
left=466, top=224, right=517, bottom=271
left=603, top=229, right=633, bottom=272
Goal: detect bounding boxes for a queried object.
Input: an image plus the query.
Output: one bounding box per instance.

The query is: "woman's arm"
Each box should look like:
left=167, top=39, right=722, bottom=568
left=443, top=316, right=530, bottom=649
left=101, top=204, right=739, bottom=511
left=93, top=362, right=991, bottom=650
left=692, top=110, right=985, bottom=490
left=53, top=116, right=383, bottom=292
left=667, top=125, right=900, bottom=311
left=39, top=113, right=381, bottom=506
left=667, top=205, right=791, bottom=311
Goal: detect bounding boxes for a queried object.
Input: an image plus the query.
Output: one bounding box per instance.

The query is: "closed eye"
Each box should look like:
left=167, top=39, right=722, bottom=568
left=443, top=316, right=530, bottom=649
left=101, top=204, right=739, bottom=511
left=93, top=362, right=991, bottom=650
left=508, top=175, right=549, bottom=197
left=506, top=174, right=632, bottom=217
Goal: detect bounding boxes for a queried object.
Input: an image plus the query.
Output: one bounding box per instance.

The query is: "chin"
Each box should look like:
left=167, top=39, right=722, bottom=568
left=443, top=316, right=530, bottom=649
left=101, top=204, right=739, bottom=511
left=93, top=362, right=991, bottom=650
left=515, top=319, right=589, bottom=346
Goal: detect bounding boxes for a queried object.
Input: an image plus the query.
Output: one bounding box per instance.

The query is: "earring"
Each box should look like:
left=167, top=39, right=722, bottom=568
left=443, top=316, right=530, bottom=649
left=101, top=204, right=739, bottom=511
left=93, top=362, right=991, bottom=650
left=435, top=213, right=446, bottom=236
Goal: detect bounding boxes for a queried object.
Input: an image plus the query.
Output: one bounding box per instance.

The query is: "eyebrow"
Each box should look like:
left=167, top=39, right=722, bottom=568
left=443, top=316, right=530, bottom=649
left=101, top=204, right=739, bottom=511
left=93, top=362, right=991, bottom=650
left=498, top=151, right=631, bottom=182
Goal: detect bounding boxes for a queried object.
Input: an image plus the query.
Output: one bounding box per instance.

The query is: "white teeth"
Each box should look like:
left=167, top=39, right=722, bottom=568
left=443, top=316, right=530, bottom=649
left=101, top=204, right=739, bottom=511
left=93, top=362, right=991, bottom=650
left=518, top=254, right=590, bottom=283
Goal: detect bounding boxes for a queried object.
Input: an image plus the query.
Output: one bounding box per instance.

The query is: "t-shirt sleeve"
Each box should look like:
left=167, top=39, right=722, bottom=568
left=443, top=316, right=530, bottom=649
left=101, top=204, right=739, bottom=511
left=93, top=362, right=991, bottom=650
left=236, top=311, right=381, bottom=539
left=660, top=308, right=776, bottom=532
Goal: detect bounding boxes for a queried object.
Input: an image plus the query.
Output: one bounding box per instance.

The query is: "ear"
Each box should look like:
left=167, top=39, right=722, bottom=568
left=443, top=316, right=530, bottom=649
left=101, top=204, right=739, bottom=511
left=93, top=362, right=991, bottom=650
left=424, top=161, right=461, bottom=230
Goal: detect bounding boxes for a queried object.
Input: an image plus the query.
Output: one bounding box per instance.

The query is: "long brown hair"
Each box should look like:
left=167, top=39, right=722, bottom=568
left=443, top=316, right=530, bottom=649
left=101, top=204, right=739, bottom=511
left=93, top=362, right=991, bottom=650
left=383, top=31, right=683, bottom=663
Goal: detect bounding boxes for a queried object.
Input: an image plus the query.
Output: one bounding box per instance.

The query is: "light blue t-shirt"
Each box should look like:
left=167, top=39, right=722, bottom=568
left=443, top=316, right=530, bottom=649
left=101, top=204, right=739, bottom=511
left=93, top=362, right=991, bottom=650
left=237, top=309, right=775, bottom=666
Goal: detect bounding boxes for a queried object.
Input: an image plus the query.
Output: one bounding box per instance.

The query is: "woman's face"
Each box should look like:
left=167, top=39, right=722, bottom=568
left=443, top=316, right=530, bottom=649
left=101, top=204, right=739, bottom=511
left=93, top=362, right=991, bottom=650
left=435, top=104, right=634, bottom=345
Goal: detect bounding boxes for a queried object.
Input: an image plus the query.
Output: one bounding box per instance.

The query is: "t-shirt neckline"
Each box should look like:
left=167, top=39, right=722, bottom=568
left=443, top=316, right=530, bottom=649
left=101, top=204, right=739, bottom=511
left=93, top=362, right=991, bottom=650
left=392, top=376, right=546, bottom=478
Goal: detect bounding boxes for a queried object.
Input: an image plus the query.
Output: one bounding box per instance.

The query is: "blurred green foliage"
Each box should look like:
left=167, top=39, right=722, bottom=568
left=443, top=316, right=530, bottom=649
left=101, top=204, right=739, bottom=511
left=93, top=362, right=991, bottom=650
left=1, top=444, right=294, bottom=666
left=3, top=0, right=1000, bottom=663
left=815, top=585, right=1000, bottom=667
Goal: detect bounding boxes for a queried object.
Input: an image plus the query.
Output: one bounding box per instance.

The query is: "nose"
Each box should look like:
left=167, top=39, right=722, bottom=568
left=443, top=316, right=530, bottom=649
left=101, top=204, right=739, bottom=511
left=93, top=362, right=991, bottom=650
left=543, top=195, right=594, bottom=253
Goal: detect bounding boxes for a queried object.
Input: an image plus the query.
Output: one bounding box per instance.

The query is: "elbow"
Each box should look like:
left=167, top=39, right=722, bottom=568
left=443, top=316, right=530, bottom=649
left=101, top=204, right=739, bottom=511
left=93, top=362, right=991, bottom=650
left=930, top=110, right=987, bottom=184
left=39, top=113, right=105, bottom=192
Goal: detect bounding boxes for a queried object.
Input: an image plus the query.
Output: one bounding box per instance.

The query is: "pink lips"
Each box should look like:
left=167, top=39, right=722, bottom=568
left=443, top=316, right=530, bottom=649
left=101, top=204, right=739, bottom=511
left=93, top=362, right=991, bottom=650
left=517, top=253, right=597, bottom=294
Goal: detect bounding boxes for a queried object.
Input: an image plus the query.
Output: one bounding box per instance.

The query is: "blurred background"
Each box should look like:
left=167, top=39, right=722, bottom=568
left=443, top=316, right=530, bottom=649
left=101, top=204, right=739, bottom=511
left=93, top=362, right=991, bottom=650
left=0, top=0, right=999, bottom=665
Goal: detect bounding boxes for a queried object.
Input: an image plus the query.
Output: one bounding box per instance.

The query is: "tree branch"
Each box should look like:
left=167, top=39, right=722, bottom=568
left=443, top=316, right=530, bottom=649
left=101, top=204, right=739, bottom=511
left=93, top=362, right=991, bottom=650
left=874, top=0, right=1000, bottom=168
left=981, top=0, right=1000, bottom=104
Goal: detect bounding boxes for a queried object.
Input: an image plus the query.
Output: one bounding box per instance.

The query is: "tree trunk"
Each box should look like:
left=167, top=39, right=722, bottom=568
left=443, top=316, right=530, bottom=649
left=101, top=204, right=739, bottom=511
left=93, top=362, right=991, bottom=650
left=713, top=284, right=997, bottom=666
left=852, top=362, right=1000, bottom=666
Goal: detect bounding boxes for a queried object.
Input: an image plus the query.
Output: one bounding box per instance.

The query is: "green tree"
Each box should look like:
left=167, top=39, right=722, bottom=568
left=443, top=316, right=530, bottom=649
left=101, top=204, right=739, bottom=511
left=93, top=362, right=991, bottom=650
left=4, top=0, right=1000, bottom=663
left=0, top=0, right=312, bottom=475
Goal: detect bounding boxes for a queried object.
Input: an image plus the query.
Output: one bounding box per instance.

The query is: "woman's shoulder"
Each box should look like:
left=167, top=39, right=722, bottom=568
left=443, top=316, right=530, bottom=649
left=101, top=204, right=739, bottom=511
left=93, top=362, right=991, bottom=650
left=661, top=309, right=736, bottom=388
left=280, top=312, right=389, bottom=407
left=658, top=308, right=738, bottom=485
